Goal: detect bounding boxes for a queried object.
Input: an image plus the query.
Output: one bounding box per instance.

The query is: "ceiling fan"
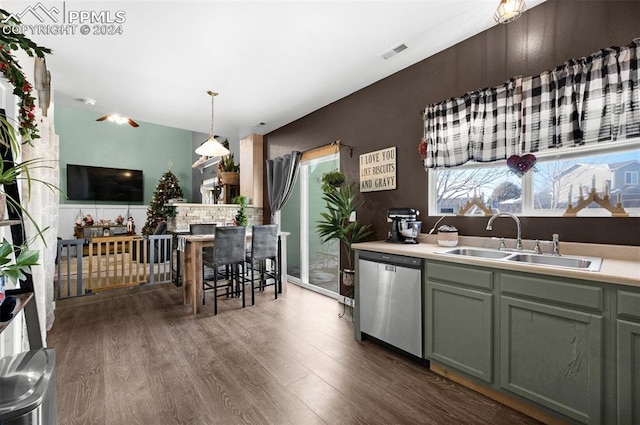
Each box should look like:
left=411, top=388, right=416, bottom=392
left=96, top=114, right=139, bottom=127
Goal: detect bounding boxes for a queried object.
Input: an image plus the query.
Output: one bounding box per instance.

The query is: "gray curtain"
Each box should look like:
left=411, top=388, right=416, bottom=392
left=266, top=151, right=302, bottom=225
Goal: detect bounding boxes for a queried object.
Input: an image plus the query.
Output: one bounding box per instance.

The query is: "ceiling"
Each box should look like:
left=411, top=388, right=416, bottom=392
left=5, top=0, right=546, bottom=141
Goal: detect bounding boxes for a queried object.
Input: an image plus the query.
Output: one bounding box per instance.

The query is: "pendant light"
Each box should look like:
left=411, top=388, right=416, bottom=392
left=195, top=90, right=230, bottom=157
left=493, top=0, right=526, bottom=24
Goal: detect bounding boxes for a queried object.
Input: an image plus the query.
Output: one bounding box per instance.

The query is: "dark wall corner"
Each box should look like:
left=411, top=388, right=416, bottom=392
left=264, top=0, right=640, bottom=249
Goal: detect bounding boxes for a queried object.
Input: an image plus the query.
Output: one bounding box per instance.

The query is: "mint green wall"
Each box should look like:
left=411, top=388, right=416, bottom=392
left=56, top=105, right=192, bottom=204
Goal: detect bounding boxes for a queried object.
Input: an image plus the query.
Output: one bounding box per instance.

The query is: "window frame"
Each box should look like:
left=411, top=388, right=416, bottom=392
left=428, top=139, right=640, bottom=217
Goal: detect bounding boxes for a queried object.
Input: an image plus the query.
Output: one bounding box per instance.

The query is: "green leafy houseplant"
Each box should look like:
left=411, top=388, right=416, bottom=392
left=321, top=170, right=346, bottom=194
left=0, top=10, right=54, bottom=299
left=219, top=153, right=239, bottom=172
left=0, top=238, right=38, bottom=284
left=316, top=183, right=371, bottom=272
left=0, top=117, right=53, bottom=296
left=0, top=116, right=56, bottom=240
left=218, top=153, right=240, bottom=186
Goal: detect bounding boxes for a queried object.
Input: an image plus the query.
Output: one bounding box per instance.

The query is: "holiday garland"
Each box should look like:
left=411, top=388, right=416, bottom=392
left=0, top=8, right=52, bottom=141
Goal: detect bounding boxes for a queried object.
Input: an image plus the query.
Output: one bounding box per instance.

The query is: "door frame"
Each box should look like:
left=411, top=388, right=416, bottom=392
left=280, top=151, right=341, bottom=299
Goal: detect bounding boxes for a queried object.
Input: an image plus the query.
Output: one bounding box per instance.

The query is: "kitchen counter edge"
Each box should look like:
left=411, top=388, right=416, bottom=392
left=352, top=240, right=640, bottom=288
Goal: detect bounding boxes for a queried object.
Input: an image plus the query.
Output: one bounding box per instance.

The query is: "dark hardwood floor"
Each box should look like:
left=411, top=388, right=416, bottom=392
left=48, top=283, right=542, bottom=425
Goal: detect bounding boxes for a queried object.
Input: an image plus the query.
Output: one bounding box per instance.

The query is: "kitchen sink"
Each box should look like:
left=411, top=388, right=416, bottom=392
left=438, top=247, right=513, bottom=259
left=506, top=253, right=602, bottom=272
left=438, top=247, right=603, bottom=272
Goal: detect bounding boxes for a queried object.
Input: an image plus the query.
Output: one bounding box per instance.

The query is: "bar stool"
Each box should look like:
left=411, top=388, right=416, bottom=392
left=190, top=223, right=217, bottom=281
left=189, top=223, right=217, bottom=235
left=246, top=224, right=279, bottom=306
left=202, top=226, right=247, bottom=315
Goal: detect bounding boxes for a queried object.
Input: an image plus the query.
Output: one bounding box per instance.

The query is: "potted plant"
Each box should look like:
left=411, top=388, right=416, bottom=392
left=321, top=170, right=346, bottom=194
left=218, top=153, right=239, bottom=186
left=0, top=119, right=49, bottom=306
left=0, top=238, right=38, bottom=307
left=316, top=183, right=371, bottom=287
left=0, top=10, right=53, bottom=314
left=0, top=117, right=54, bottom=302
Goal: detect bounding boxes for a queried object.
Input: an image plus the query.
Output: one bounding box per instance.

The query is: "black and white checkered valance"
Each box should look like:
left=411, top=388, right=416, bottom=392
left=423, top=40, right=640, bottom=169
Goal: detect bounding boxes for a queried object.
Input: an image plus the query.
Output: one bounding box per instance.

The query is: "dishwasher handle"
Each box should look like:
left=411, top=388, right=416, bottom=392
left=358, top=250, right=423, bottom=269
left=383, top=264, right=396, bottom=273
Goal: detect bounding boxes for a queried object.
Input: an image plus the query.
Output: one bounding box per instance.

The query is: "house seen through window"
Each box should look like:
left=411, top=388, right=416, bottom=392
left=430, top=142, right=640, bottom=217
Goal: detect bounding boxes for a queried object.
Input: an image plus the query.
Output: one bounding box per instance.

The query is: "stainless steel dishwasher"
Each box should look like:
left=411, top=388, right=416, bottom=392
left=358, top=251, right=423, bottom=357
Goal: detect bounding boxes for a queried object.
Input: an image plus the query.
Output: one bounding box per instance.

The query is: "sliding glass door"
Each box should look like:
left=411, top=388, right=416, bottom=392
left=281, top=153, right=340, bottom=296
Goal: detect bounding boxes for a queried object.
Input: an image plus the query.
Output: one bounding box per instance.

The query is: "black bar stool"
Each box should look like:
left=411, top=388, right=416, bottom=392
left=203, top=226, right=247, bottom=315
left=246, top=224, right=279, bottom=306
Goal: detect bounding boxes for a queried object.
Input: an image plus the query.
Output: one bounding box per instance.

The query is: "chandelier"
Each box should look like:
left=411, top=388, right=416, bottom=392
left=493, top=0, right=526, bottom=24
left=195, top=90, right=230, bottom=157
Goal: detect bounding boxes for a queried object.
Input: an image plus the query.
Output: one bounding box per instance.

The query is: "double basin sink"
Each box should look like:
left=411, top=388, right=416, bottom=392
left=438, top=247, right=602, bottom=272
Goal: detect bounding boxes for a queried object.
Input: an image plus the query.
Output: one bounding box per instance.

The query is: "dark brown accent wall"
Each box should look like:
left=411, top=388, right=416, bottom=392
left=265, top=0, right=640, bottom=252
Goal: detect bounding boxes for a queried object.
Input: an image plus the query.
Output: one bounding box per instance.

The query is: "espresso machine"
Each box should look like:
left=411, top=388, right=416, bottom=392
left=386, top=208, right=421, bottom=244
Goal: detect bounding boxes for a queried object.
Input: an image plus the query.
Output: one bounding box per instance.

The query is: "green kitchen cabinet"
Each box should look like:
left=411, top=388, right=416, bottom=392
left=356, top=250, right=636, bottom=424
left=500, top=273, right=604, bottom=424
left=425, top=262, right=494, bottom=383
left=616, top=290, right=640, bottom=424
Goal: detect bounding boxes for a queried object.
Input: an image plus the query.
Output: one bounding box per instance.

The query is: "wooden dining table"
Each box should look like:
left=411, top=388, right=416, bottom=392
left=178, top=232, right=288, bottom=315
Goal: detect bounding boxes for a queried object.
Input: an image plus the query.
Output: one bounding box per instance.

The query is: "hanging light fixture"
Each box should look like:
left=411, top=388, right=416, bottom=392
left=195, top=90, right=230, bottom=157
left=493, top=0, right=526, bottom=24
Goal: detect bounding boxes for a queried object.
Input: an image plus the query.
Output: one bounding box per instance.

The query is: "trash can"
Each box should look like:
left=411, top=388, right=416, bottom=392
left=0, top=348, right=56, bottom=425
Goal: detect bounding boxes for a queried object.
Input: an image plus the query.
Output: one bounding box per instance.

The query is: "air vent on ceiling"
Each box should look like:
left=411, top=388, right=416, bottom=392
left=381, top=43, right=408, bottom=60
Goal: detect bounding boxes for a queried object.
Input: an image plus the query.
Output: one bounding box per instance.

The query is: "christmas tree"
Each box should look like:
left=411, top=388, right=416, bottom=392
left=233, top=196, right=248, bottom=227
left=141, top=170, right=184, bottom=235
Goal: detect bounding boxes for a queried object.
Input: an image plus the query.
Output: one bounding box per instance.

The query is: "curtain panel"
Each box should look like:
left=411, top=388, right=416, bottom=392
left=423, top=40, right=640, bottom=169
left=265, top=151, right=302, bottom=225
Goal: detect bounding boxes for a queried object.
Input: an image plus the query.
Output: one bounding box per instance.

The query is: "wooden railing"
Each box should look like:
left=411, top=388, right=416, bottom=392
left=87, top=236, right=147, bottom=292
left=55, top=235, right=174, bottom=299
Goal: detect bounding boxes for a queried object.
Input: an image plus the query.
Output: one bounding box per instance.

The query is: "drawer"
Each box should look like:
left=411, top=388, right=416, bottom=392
left=501, top=273, right=603, bottom=311
left=427, top=262, right=493, bottom=290
left=618, top=290, right=640, bottom=321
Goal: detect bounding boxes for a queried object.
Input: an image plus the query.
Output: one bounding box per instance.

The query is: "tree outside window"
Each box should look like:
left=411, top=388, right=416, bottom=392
left=431, top=145, right=640, bottom=216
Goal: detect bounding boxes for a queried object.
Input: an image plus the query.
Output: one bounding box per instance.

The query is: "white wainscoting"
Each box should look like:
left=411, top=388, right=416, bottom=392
left=57, top=204, right=149, bottom=239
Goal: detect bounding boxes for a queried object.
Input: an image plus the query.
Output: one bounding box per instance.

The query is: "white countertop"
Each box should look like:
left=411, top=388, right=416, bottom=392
left=353, top=235, right=640, bottom=288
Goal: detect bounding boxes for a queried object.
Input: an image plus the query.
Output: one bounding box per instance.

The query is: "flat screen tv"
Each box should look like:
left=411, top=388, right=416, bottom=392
left=67, top=164, right=144, bottom=202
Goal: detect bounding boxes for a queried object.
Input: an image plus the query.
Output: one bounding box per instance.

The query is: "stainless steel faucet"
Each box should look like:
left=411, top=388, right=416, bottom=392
left=486, top=212, right=523, bottom=250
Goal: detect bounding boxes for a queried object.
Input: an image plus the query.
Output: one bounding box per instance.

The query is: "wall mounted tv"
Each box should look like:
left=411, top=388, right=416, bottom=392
left=67, top=164, right=144, bottom=202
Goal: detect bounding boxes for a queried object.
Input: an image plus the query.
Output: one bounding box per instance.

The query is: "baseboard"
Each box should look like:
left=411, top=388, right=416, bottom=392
left=430, top=363, right=569, bottom=425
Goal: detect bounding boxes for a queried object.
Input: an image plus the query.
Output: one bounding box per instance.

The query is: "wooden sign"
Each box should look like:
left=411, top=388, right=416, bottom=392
left=359, top=147, right=396, bottom=192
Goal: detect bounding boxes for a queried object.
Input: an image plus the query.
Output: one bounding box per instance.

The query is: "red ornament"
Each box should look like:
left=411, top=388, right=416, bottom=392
left=507, top=153, right=537, bottom=177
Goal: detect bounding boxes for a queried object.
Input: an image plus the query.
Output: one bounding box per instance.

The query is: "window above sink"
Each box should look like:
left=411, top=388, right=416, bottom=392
left=428, top=139, right=640, bottom=218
